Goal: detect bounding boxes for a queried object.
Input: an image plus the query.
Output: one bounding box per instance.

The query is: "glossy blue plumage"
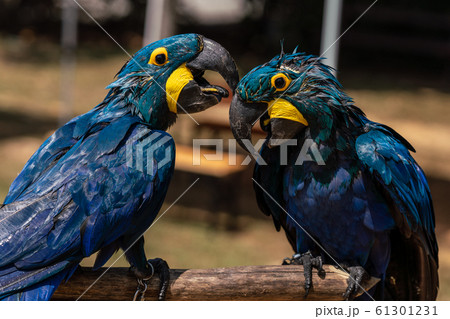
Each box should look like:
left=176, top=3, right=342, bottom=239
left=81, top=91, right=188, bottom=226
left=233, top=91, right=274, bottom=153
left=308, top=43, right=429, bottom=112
left=0, top=34, right=205, bottom=300
left=243, top=52, right=438, bottom=300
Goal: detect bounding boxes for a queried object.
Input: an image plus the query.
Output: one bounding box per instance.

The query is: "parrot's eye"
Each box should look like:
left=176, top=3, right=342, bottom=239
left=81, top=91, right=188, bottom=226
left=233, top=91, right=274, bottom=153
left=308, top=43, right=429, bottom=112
left=275, top=77, right=285, bottom=88
left=149, top=47, right=169, bottom=66
left=155, top=54, right=166, bottom=64
left=271, top=73, right=291, bottom=91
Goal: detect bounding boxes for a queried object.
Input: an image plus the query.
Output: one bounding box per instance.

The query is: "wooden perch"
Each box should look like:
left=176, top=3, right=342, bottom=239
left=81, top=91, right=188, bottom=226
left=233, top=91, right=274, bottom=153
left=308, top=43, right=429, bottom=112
left=53, top=265, right=379, bottom=301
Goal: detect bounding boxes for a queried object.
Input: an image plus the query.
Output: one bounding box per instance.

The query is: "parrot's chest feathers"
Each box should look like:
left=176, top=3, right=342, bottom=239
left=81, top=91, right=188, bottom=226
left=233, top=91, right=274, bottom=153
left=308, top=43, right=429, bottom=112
left=285, top=142, right=365, bottom=221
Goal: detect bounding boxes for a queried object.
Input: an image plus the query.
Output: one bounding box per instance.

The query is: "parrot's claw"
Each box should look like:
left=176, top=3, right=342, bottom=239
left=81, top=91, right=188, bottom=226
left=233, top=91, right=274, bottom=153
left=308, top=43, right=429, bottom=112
left=148, top=258, right=170, bottom=301
left=282, top=251, right=325, bottom=297
left=342, top=266, right=368, bottom=300
left=131, top=258, right=170, bottom=300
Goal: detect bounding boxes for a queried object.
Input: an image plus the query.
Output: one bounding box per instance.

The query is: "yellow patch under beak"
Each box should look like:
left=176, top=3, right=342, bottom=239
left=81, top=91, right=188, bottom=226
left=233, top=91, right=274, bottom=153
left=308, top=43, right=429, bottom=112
left=166, top=63, right=194, bottom=113
left=263, top=98, right=309, bottom=126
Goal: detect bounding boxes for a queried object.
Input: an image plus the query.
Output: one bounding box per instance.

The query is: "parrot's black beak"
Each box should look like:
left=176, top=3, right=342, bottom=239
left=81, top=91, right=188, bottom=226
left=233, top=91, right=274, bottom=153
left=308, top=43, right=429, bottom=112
left=229, top=94, right=307, bottom=152
left=177, top=36, right=239, bottom=114
left=229, top=94, right=267, bottom=152
left=266, top=118, right=306, bottom=148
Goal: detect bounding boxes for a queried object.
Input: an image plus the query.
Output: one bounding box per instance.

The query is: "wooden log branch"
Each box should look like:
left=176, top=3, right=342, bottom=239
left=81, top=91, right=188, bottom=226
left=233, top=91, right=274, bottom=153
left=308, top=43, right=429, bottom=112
left=53, top=265, right=379, bottom=301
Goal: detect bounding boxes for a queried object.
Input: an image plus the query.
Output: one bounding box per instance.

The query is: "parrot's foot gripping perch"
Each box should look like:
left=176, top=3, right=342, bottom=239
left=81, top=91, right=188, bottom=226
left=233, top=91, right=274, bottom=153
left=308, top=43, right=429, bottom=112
left=342, top=265, right=369, bottom=300
left=132, top=258, right=170, bottom=301
left=282, top=251, right=325, bottom=297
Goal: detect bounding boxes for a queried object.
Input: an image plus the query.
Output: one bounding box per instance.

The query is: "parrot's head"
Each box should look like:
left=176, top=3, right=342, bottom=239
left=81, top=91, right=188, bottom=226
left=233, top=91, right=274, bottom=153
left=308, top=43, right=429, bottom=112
left=229, top=51, right=354, bottom=151
left=108, top=33, right=239, bottom=129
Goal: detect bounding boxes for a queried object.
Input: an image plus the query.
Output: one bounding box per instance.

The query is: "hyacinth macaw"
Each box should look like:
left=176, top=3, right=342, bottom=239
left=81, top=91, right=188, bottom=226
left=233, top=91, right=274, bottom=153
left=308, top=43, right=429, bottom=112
left=0, top=33, right=238, bottom=300
left=229, top=50, right=438, bottom=300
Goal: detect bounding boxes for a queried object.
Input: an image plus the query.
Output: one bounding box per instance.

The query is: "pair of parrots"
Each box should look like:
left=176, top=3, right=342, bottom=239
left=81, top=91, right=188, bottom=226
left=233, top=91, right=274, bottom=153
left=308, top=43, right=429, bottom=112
left=0, top=34, right=438, bottom=300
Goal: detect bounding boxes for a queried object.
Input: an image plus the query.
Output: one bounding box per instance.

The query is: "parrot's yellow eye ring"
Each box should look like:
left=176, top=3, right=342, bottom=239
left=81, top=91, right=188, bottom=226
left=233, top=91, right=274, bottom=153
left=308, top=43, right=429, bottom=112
left=271, top=73, right=291, bottom=91
left=148, top=47, right=168, bottom=66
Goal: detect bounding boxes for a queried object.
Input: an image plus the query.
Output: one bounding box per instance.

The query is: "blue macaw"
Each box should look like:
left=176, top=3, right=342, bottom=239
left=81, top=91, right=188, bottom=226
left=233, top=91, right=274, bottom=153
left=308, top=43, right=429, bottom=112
left=0, top=33, right=238, bottom=300
left=229, top=50, right=438, bottom=300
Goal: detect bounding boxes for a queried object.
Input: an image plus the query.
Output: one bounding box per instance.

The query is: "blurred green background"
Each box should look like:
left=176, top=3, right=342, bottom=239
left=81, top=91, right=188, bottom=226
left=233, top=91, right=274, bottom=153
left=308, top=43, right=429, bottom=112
left=0, top=0, right=449, bottom=299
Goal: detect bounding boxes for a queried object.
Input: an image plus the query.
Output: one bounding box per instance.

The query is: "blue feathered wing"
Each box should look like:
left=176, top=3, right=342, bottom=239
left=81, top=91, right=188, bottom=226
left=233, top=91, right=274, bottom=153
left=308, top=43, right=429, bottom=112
left=356, top=125, right=438, bottom=299
left=4, top=109, right=98, bottom=204
left=0, top=117, right=175, bottom=300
